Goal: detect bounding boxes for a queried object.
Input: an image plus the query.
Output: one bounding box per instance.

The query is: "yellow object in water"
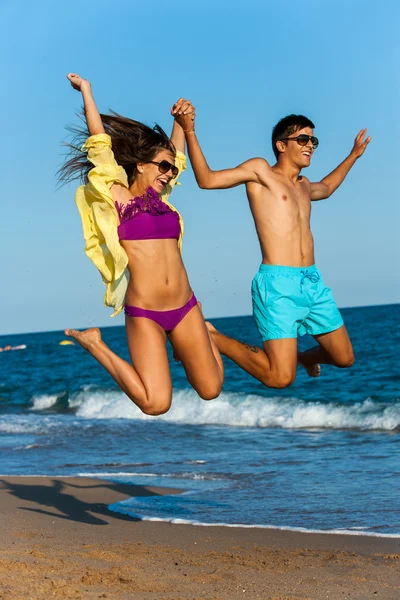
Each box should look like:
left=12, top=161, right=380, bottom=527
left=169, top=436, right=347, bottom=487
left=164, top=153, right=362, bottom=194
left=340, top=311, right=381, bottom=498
left=59, top=340, right=75, bottom=346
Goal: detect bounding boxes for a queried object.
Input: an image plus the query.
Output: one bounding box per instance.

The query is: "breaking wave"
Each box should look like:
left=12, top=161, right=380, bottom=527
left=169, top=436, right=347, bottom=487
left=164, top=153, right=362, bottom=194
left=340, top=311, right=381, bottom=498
left=27, top=387, right=400, bottom=431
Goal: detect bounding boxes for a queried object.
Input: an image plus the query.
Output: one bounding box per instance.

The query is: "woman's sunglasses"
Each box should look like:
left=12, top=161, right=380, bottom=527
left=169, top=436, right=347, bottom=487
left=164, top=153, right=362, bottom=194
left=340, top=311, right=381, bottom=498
left=279, top=134, right=319, bottom=149
left=148, top=160, right=179, bottom=179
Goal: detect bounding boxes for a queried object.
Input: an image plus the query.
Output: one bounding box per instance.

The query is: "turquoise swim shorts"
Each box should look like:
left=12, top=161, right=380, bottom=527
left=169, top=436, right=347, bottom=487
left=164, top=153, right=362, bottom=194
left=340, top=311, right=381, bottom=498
left=251, top=264, right=344, bottom=342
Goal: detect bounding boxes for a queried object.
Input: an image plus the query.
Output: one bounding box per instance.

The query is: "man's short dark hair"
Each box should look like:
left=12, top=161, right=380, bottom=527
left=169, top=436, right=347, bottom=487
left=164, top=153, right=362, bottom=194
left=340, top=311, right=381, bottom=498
left=272, top=114, right=315, bottom=160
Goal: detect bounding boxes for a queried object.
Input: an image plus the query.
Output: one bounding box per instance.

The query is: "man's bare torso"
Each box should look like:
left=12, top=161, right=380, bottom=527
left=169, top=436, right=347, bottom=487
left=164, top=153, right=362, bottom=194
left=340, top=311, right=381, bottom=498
left=246, top=162, right=315, bottom=267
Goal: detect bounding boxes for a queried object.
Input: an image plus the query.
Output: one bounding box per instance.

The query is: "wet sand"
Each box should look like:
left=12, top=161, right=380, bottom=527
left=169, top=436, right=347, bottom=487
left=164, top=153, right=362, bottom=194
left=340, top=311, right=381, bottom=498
left=0, top=476, right=399, bottom=599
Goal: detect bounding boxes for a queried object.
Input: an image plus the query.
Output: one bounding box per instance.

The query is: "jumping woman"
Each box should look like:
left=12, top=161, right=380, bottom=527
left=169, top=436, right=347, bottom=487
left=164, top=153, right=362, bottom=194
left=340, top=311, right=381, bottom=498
left=60, top=74, right=223, bottom=415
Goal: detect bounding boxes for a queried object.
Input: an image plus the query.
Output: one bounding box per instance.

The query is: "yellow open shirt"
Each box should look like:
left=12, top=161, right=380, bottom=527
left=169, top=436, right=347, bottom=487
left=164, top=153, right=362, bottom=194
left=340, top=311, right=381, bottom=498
left=74, top=134, right=186, bottom=317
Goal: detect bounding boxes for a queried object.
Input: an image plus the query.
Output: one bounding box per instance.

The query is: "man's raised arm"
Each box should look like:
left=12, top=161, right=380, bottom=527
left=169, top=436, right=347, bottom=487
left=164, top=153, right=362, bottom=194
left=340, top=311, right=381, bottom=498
left=171, top=98, right=265, bottom=190
left=310, top=129, right=371, bottom=201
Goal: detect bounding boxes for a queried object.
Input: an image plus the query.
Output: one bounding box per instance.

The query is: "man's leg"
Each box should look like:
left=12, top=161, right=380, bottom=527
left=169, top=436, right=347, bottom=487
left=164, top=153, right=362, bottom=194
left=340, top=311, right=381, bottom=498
left=298, top=324, right=354, bottom=371
left=206, top=323, right=298, bottom=388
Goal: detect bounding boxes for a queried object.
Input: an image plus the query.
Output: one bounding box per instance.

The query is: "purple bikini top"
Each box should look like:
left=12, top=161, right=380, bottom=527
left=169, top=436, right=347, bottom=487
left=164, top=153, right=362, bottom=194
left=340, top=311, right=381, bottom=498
left=116, top=187, right=180, bottom=241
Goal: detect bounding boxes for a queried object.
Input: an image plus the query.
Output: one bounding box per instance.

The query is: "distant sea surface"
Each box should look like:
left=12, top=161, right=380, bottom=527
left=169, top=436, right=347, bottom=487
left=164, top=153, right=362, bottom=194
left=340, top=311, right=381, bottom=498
left=1, top=304, right=399, bottom=536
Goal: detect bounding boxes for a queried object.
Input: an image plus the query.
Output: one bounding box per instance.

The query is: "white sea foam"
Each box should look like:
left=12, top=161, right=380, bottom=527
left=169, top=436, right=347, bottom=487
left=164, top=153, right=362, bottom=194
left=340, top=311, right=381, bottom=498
left=77, top=471, right=224, bottom=481
left=0, top=418, right=43, bottom=434
left=78, top=471, right=159, bottom=478
left=0, top=469, right=396, bottom=537
left=66, top=387, right=400, bottom=431
left=0, top=415, right=66, bottom=435
left=107, top=503, right=400, bottom=539
left=31, top=394, right=59, bottom=410
left=74, top=389, right=139, bottom=419
left=13, top=444, right=45, bottom=450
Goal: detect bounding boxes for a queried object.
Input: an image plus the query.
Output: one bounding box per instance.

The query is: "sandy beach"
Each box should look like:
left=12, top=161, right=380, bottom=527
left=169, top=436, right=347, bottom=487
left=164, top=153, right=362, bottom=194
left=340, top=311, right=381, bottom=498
left=0, top=477, right=398, bottom=599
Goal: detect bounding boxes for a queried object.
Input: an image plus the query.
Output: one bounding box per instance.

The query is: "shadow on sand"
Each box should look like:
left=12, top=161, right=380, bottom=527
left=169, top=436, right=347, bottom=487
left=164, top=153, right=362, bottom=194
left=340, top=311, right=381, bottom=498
left=0, top=477, right=180, bottom=526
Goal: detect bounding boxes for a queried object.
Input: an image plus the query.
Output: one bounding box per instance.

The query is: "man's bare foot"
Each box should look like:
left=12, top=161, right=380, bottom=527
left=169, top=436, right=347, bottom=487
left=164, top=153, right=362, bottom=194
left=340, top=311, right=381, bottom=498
left=172, top=346, right=181, bottom=363
left=298, top=353, right=321, bottom=378
left=64, top=328, right=102, bottom=351
left=205, top=321, right=218, bottom=334
left=305, top=363, right=321, bottom=378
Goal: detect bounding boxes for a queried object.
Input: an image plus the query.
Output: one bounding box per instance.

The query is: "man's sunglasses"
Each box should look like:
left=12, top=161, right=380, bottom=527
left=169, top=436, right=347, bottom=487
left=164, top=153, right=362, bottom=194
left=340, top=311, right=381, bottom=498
left=279, top=134, right=319, bottom=149
left=148, top=160, right=179, bottom=179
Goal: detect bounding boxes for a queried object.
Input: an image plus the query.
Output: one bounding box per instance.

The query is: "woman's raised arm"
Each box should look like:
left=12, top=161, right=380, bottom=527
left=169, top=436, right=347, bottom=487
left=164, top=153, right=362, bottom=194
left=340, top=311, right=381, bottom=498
left=67, top=73, right=105, bottom=136
left=169, top=98, right=195, bottom=154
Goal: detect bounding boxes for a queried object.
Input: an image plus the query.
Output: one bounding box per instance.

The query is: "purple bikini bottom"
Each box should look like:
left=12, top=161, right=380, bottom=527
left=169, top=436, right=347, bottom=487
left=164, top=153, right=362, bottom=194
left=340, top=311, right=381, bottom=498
left=124, top=294, right=198, bottom=333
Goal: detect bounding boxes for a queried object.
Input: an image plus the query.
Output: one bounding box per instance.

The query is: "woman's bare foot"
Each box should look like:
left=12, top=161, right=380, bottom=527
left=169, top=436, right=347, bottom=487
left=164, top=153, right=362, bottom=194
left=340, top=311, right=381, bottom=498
left=64, top=328, right=102, bottom=351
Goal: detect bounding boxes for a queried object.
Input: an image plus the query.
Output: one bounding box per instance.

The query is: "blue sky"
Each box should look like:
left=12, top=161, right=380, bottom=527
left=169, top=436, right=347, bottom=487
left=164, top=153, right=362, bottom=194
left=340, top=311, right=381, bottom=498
left=1, top=0, right=399, bottom=335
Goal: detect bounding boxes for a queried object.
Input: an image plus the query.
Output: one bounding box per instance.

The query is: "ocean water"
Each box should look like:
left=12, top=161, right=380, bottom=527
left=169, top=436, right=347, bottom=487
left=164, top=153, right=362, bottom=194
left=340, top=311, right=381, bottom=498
left=1, top=304, right=399, bottom=536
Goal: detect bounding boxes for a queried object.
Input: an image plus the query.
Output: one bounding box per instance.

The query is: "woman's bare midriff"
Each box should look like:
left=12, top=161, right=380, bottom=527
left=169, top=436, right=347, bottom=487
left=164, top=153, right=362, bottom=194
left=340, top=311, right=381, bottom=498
left=121, top=238, right=192, bottom=310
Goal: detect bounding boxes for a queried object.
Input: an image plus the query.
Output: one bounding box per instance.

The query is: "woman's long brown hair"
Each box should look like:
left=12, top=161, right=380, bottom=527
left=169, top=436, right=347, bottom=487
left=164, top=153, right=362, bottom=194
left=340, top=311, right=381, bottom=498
left=58, top=110, right=176, bottom=187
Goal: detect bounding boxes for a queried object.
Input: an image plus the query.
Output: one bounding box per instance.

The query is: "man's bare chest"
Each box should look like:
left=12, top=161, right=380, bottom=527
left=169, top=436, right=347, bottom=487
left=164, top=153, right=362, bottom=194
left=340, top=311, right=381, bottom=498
left=247, top=181, right=311, bottom=222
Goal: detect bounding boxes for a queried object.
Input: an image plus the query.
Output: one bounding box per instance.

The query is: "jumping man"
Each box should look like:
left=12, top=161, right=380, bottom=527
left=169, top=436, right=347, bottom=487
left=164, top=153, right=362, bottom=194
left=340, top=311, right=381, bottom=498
left=172, top=101, right=370, bottom=388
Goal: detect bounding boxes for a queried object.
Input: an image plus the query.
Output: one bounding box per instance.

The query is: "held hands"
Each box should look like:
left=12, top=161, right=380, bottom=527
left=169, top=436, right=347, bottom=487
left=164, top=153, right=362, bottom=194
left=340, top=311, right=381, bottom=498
left=171, top=98, right=196, bottom=132
left=350, top=129, right=371, bottom=159
left=67, top=73, right=91, bottom=93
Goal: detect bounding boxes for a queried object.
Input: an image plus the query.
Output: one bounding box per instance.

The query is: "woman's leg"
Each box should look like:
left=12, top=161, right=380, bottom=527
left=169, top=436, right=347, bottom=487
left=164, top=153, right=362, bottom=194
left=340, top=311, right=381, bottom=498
left=168, top=305, right=224, bottom=400
left=125, top=316, right=173, bottom=414
left=65, top=320, right=172, bottom=416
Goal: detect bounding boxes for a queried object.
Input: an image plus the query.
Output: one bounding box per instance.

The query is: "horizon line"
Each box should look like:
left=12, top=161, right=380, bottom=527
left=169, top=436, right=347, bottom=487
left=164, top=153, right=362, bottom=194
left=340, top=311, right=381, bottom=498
left=0, top=301, right=399, bottom=338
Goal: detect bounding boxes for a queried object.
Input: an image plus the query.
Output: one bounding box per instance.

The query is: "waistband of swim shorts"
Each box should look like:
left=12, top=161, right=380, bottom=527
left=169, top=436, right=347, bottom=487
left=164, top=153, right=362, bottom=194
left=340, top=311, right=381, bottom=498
left=258, top=264, right=318, bottom=276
